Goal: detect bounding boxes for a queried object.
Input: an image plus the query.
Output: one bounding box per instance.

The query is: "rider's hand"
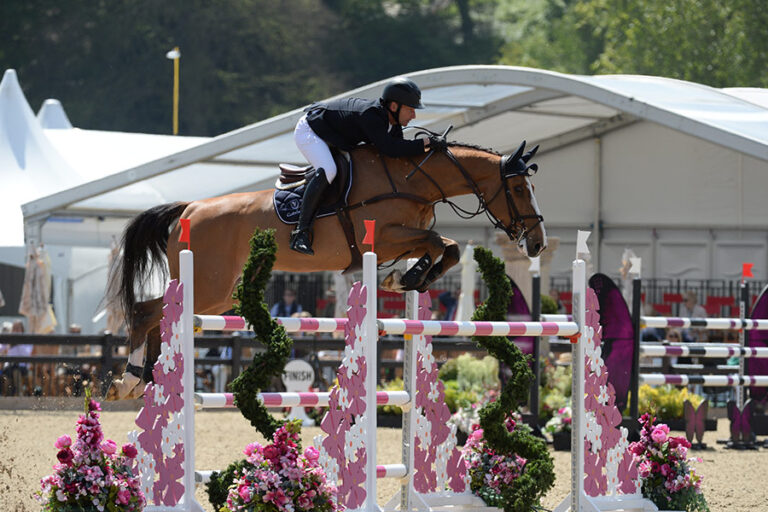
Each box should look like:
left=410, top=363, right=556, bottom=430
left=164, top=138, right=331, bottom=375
left=428, top=134, right=448, bottom=152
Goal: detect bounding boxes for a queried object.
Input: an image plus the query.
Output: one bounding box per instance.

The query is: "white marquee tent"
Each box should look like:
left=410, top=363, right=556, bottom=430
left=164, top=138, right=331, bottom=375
left=0, top=69, right=209, bottom=332
left=6, top=65, right=768, bottom=325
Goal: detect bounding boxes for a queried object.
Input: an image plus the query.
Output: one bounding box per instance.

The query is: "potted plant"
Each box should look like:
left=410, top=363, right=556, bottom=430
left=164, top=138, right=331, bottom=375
left=462, top=417, right=540, bottom=508
left=36, top=392, right=145, bottom=511
left=543, top=405, right=572, bottom=451
left=629, top=413, right=710, bottom=511
left=633, top=385, right=714, bottom=431
left=439, top=353, right=500, bottom=412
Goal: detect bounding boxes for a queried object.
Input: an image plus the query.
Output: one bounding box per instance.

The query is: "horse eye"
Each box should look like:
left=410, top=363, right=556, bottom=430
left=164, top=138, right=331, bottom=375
left=513, top=185, right=524, bottom=194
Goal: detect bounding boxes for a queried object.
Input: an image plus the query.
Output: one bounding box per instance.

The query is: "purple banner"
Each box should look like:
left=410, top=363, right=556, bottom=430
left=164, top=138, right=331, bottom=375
left=748, top=284, right=768, bottom=403
left=589, top=273, right=634, bottom=413
left=506, top=276, right=534, bottom=355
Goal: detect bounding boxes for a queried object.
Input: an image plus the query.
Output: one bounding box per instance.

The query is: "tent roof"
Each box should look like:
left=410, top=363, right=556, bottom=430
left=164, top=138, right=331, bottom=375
left=20, top=65, right=768, bottom=245
left=0, top=69, right=83, bottom=246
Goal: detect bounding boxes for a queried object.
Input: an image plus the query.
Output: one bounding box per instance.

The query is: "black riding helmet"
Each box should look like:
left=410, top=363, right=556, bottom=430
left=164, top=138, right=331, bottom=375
left=381, top=77, right=425, bottom=109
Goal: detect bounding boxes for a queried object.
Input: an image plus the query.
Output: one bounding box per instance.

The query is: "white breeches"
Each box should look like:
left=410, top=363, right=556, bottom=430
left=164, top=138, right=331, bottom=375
left=294, top=115, right=337, bottom=183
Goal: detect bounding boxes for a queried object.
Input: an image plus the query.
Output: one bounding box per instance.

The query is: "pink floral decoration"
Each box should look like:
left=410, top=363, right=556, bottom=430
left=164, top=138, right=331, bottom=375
left=132, top=279, right=186, bottom=507
left=413, top=290, right=466, bottom=493
left=318, top=280, right=369, bottom=509
left=582, top=287, right=638, bottom=497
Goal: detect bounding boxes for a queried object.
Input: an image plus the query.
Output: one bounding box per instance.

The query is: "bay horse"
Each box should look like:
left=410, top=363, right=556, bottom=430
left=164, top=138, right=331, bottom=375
left=105, top=141, right=547, bottom=399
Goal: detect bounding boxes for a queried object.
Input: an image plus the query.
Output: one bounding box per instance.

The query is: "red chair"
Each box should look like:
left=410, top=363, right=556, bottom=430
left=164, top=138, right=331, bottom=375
left=704, top=303, right=721, bottom=316
left=383, top=300, right=406, bottom=311
left=652, top=303, right=672, bottom=315
left=663, top=293, right=683, bottom=304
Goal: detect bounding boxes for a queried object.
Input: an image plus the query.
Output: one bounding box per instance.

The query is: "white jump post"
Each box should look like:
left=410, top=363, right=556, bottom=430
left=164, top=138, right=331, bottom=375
left=179, top=249, right=204, bottom=512
left=363, top=251, right=379, bottom=512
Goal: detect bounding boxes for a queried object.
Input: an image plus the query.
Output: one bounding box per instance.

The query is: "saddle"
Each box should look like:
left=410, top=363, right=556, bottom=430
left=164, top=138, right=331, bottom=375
left=273, top=150, right=352, bottom=225
left=273, top=150, right=363, bottom=271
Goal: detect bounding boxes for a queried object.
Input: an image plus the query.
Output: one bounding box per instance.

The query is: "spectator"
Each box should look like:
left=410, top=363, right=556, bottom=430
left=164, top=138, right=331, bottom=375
left=4, top=321, right=32, bottom=395
left=320, top=289, right=336, bottom=318
left=666, top=328, right=691, bottom=364
left=549, top=289, right=566, bottom=314
left=641, top=304, right=665, bottom=341
left=438, top=290, right=459, bottom=320
left=680, top=291, right=707, bottom=318
left=679, top=291, right=708, bottom=342
left=270, top=289, right=304, bottom=318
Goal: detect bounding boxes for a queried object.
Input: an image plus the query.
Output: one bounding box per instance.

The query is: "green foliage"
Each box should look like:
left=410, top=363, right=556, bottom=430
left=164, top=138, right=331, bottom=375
left=442, top=379, right=485, bottom=414
left=206, top=228, right=293, bottom=510
left=470, top=247, right=554, bottom=512
left=540, top=294, right=558, bottom=315
left=437, top=357, right=459, bottom=381
left=438, top=353, right=500, bottom=413
left=456, top=353, right=500, bottom=391
left=630, top=384, right=704, bottom=421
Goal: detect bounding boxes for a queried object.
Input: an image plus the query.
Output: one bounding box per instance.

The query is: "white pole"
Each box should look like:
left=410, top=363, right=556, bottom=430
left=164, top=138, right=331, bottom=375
left=401, top=258, right=419, bottom=511
left=179, top=249, right=204, bottom=512
left=570, top=258, right=586, bottom=512
left=362, top=252, right=379, bottom=512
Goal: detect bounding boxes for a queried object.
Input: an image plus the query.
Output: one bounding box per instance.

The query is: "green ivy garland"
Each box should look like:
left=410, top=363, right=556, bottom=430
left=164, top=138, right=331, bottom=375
left=206, top=228, right=293, bottom=509
left=471, top=247, right=555, bottom=512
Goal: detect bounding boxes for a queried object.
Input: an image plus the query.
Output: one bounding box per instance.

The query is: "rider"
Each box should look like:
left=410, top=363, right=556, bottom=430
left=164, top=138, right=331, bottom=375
left=290, top=77, right=445, bottom=255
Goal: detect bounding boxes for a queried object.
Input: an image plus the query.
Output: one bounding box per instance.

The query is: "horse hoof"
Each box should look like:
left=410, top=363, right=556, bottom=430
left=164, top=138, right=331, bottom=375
left=105, top=373, right=141, bottom=401
left=381, top=271, right=405, bottom=293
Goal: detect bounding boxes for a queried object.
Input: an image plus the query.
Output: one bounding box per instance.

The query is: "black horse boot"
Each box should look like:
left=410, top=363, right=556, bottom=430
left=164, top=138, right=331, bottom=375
left=290, top=168, right=329, bottom=255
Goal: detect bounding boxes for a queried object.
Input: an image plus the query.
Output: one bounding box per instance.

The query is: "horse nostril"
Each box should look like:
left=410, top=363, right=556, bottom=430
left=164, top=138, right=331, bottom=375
left=533, top=242, right=542, bottom=255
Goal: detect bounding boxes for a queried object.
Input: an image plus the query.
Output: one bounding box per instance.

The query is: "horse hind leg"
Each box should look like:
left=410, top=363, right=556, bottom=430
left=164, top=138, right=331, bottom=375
left=141, top=326, right=162, bottom=386
left=105, top=297, right=164, bottom=400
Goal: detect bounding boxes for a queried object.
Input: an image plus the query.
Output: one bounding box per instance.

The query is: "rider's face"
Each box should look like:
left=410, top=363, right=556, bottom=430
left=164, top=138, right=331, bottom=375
left=398, top=105, right=416, bottom=126
left=388, top=102, right=416, bottom=126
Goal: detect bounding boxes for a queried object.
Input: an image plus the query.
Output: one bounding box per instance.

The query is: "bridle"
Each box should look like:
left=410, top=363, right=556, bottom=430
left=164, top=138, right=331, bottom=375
left=406, top=129, right=543, bottom=244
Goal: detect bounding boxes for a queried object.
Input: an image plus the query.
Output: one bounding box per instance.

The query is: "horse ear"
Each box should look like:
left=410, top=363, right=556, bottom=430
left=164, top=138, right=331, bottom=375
left=510, top=140, right=526, bottom=163
left=522, top=144, right=539, bottom=163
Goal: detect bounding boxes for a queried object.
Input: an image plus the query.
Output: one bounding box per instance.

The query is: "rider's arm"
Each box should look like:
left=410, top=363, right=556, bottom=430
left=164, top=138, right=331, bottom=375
left=359, top=109, right=426, bottom=158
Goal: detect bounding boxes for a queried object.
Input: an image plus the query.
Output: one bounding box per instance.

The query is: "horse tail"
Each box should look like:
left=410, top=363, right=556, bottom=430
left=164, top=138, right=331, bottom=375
left=107, top=202, right=189, bottom=331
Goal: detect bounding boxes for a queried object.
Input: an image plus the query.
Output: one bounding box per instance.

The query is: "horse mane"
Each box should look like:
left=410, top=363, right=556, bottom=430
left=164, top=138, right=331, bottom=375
left=446, top=141, right=501, bottom=156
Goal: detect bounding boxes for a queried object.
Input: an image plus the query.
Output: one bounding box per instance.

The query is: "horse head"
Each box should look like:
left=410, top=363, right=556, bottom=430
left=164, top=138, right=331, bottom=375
left=488, top=141, right=547, bottom=257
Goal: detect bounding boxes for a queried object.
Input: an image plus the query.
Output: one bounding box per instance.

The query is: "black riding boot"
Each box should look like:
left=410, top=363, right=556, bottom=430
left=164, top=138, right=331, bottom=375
left=290, top=169, right=329, bottom=255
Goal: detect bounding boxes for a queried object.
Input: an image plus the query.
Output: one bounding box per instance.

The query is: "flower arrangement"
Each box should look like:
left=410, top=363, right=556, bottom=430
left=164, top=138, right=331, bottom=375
left=543, top=405, right=572, bottom=436
left=630, top=413, right=709, bottom=512
left=221, top=419, right=340, bottom=512
left=37, top=393, right=145, bottom=512
left=462, top=416, right=528, bottom=508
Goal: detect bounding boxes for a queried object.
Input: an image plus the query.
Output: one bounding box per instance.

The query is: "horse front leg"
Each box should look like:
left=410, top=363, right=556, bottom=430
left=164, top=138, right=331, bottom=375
left=105, top=297, right=163, bottom=400
left=378, top=226, right=447, bottom=292
left=416, top=237, right=461, bottom=292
